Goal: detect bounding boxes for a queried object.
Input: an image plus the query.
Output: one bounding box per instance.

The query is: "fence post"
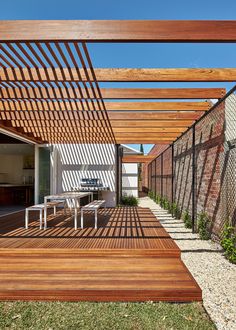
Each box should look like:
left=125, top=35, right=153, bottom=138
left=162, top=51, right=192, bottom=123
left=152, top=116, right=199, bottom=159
left=161, top=153, right=163, bottom=198
left=148, top=163, right=150, bottom=192
left=192, top=124, right=196, bottom=233
left=154, top=159, right=157, bottom=197
left=171, top=143, right=174, bottom=205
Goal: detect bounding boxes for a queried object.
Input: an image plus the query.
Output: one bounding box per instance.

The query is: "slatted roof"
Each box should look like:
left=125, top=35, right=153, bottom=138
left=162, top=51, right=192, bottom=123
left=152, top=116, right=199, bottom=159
left=0, top=20, right=235, bottom=145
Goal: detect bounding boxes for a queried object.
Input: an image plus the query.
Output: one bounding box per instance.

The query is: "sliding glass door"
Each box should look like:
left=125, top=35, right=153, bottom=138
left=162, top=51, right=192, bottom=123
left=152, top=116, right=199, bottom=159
left=37, top=147, right=51, bottom=203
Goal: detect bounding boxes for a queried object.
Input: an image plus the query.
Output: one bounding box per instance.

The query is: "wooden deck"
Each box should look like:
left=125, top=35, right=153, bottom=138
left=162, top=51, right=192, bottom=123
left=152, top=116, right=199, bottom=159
left=0, top=207, right=202, bottom=302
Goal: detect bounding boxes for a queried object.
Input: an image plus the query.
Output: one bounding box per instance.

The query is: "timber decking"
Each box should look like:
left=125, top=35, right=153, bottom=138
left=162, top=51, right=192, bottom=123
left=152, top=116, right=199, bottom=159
left=0, top=207, right=202, bottom=302
left=0, top=256, right=201, bottom=302
left=0, top=207, right=180, bottom=257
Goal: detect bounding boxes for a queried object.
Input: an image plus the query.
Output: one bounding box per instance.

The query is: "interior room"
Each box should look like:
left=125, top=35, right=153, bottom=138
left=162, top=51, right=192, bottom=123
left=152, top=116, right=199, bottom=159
left=0, top=133, right=35, bottom=216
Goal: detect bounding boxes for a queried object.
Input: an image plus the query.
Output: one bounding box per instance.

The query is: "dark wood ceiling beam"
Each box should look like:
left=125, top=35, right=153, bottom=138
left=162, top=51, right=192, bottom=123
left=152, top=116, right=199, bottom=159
left=1, top=20, right=236, bottom=42
left=1, top=68, right=236, bottom=82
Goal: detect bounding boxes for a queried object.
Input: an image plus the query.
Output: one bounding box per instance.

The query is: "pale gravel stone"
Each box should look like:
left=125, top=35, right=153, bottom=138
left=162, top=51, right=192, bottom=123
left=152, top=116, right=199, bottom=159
left=139, top=196, right=236, bottom=330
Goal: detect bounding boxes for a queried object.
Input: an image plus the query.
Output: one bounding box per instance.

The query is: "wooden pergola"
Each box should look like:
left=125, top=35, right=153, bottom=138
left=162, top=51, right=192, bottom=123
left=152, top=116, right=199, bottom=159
left=0, top=20, right=235, bottom=145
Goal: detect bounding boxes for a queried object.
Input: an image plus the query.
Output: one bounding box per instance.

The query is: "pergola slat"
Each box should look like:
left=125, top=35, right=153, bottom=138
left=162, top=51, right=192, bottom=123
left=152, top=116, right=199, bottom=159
left=0, top=20, right=232, bottom=144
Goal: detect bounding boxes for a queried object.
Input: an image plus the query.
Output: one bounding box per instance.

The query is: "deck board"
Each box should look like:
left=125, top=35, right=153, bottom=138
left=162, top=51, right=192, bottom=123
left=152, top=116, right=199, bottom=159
left=0, top=208, right=180, bottom=256
left=0, top=207, right=202, bottom=301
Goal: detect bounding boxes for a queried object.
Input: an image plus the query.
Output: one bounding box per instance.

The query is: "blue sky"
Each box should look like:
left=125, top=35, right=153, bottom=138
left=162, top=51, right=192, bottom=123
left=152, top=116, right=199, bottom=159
left=1, top=0, right=236, bottom=153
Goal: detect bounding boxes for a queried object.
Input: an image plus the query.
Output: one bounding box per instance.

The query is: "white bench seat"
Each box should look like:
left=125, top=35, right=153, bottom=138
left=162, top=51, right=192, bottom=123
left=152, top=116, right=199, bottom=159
left=25, top=201, right=62, bottom=229
left=81, top=200, right=106, bottom=229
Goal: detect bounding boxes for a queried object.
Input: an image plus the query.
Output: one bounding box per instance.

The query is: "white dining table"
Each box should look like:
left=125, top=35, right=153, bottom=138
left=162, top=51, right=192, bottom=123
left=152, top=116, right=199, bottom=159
left=43, top=191, right=93, bottom=230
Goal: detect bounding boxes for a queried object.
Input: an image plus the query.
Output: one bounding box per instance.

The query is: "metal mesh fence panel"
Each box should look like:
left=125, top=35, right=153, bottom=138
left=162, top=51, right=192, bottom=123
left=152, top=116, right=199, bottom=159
left=147, top=86, right=236, bottom=238
left=221, top=92, right=236, bottom=229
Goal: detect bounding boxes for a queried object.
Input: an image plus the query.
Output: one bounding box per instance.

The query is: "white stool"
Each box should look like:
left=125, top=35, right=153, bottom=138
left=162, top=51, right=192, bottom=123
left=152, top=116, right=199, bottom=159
left=81, top=200, right=106, bottom=229
left=25, top=202, right=61, bottom=229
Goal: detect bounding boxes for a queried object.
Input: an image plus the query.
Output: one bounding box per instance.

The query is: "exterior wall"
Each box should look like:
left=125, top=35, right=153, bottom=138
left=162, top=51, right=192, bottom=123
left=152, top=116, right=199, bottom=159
left=174, top=101, right=224, bottom=237
left=52, top=144, right=116, bottom=207
left=195, top=102, right=224, bottom=237
left=146, top=100, right=226, bottom=239
left=122, top=163, right=138, bottom=197
left=142, top=144, right=168, bottom=191
left=174, top=129, right=193, bottom=214
left=221, top=93, right=236, bottom=228
left=163, top=147, right=172, bottom=201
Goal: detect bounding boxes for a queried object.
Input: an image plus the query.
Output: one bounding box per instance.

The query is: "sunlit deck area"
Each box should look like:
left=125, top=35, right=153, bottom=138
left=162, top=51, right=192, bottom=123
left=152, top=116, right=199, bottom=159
left=0, top=207, right=202, bottom=302
left=0, top=207, right=179, bottom=254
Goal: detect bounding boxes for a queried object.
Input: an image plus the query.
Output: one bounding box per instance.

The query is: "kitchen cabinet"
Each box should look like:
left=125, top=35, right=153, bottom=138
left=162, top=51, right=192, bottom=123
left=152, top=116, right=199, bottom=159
left=0, top=184, right=34, bottom=205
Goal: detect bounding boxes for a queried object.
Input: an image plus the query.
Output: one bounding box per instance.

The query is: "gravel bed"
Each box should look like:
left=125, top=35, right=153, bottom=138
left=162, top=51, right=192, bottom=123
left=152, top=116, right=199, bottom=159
left=139, top=196, right=236, bottom=330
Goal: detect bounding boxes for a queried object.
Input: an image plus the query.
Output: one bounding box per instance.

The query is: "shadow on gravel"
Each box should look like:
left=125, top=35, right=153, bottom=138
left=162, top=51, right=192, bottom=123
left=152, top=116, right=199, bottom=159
left=182, top=249, right=223, bottom=253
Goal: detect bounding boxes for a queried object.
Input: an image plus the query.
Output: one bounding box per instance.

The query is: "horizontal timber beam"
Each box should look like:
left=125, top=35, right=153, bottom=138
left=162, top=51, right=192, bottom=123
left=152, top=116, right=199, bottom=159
left=0, top=100, right=211, bottom=111
left=0, top=110, right=203, bottom=120
left=110, top=120, right=193, bottom=127
left=122, top=155, right=155, bottom=163
left=0, top=87, right=226, bottom=100
left=114, top=133, right=180, bottom=138
left=108, top=112, right=203, bottom=120
left=113, top=127, right=186, bottom=133
left=20, top=125, right=180, bottom=138
left=0, top=118, right=193, bottom=128
left=1, top=20, right=236, bottom=42
left=0, top=122, right=43, bottom=143
left=105, top=101, right=210, bottom=111
left=6, top=121, right=189, bottom=133
left=1, top=68, right=236, bottom=82
left=117, top=140, right=172, bottom=144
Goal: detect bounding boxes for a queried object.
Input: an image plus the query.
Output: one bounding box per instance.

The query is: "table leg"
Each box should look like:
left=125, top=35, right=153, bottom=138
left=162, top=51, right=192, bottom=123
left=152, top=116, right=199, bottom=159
left=81, top=209, right=83, bottom=229
left=25, top=209, right=28, bottom=229
left=74, top=198, right=78, bottom=230
left=63, top=200, right=66, bottom=216
left=40, top=209, right=42, bottom=230
left=95, top=209, right=97, bottom=229
left=44, top=197, right=47, bottom=230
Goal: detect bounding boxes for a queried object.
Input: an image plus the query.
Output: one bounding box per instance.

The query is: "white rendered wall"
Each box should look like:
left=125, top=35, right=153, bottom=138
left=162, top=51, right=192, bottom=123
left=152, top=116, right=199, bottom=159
left=52, top=144, right=116, bottom=207
left=122, top=163, right=138, bottom=197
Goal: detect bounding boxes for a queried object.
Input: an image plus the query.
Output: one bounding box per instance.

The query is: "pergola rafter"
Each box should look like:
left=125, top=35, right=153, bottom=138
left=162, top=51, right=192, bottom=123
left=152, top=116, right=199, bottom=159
left=0, top=20, right=234, bottom=144
left=1, top=68, right=236, bottom=82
